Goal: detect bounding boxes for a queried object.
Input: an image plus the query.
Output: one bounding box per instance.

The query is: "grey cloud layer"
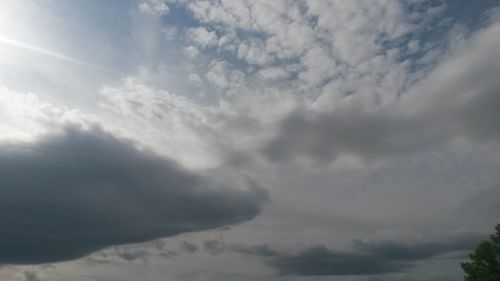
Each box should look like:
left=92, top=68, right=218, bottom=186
left=1, top=1, right=500, bottom=280
left=204, top=234, right=481, bottom=276
left=264, top=21, right=500, bottom=164
left=263, top=109, right=427, bottom=163
left=0, top=126, right=267, bottom=264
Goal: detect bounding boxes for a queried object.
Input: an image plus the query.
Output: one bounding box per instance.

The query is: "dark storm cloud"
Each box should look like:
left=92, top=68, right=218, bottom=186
left=0, top=125, right=267, bottom=264
left=179, top=241, right=199, bottom=253
left=351, top=235, right=480, bottom=262
left=264, top=82, right=500, bottom=164
left=263, top=21, right=500, bottom=164
left=23, top=271, right=42, bottom=281
left=270, top=245, right=406, bottom=276
left=116, top=249, right=149, bottom=262
left=204, top=234, right=481, bottom=276
left=272, top=236, right=480, bottom=276
left=203, top=239, right=276, bottom=257
left=263, top=109, right=429, bottom=164
left=203, top=239, right=225, bottom=255
left=455, top=185, right=500, bottom=220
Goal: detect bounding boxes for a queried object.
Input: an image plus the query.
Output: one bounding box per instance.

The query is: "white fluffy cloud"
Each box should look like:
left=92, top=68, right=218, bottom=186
left=187, top=27, right=218, bottom=48
left=0, top=87, right=93, bottom=142
left=138, top=0, right=170, bottom=16
left=181, top=0, right=441, bottom=105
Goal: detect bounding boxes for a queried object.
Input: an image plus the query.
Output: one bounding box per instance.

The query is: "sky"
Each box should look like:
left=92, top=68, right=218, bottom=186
left=0, top=0, right=499, bottom=280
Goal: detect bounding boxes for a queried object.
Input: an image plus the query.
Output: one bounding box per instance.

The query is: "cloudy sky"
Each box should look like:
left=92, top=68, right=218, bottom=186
left=0, top=0, right=500, bottom=280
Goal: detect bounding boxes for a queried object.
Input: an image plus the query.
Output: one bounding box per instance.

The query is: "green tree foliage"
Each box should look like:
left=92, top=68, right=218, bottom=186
left=461, top=224, right=500, bottom=281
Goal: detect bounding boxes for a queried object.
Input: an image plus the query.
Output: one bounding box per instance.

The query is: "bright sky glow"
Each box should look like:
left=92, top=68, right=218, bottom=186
left=0, top=35, right=107, bottom=69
